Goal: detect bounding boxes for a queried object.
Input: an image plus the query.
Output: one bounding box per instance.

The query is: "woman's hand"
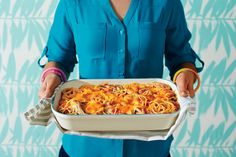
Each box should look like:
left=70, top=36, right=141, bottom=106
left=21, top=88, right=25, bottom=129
left=38, top=73, right=62, bottom=99
left=175, top=70, right=196, bottom=98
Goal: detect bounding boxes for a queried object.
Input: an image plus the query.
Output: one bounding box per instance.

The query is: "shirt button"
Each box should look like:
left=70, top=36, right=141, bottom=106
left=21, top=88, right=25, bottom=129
left=119, top=29, right=124, bottom=35
left=119, top=49, right=124, bottom=53
left=119, top=72, right=124, bottom=77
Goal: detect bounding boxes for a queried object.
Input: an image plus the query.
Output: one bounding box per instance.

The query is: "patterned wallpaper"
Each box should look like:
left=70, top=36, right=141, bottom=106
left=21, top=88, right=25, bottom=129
left=0, top=0, right=235, bottom=156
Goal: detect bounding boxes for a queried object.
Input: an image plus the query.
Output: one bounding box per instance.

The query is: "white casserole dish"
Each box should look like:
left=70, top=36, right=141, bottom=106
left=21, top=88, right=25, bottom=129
left=52, top=79, right=181, bottom=131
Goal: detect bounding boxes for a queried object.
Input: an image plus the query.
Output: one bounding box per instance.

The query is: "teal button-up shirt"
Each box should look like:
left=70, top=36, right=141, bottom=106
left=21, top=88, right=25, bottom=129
left=39, top=0, right=204, bottom=156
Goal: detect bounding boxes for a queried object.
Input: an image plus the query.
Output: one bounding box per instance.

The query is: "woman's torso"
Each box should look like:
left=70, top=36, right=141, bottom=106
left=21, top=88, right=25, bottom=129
left=60, top=0, right=175, bottom=156
left=63, top=0, right=172, bottom=79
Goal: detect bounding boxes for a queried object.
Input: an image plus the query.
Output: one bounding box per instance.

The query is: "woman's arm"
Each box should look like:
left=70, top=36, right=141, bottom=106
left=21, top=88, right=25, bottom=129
left=38, top=0, right=77, bottom=98
left=174, top=62, right=197, bottom=97
left=38, top=61, right=70, bottom=99
left=44, top=61, right=70, bottom=78
left=164, top=0, right=204, bottom=97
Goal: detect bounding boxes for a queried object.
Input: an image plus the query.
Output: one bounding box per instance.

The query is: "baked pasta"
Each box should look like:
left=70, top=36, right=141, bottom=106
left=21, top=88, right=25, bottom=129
left=57, top=82, right=180, bottom=115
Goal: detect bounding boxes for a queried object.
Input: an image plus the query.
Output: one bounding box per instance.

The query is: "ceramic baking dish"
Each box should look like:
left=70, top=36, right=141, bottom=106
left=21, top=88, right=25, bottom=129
left=52, top=79, right=181, bottom=131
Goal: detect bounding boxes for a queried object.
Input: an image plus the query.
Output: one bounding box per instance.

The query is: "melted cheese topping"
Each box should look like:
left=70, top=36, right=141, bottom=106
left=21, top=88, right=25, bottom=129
left=57, top=82, right=180, bottom=115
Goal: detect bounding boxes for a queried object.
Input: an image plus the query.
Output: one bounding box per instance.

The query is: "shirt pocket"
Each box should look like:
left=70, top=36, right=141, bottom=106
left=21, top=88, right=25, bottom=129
left=138, top=22, right=166, bottom=59
left=74, top=23, right=106, bottom=59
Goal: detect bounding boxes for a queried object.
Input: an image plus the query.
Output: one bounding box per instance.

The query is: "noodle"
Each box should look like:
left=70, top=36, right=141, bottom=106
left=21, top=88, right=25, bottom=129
left=57, top=82, right=180, bottom=115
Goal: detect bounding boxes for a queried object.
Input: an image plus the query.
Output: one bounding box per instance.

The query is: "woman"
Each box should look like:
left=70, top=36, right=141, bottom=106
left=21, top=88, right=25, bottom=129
left=38, top=0, right=204, bottom=156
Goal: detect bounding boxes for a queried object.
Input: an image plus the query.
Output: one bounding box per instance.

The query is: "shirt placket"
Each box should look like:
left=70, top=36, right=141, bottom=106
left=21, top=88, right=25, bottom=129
left=113, top=140, right=124, bottom=157
left=117, top=24, right=126, bottom=78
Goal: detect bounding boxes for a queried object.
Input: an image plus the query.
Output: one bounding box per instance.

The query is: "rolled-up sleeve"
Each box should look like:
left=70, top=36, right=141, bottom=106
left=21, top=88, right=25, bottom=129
left=165, top=0, right=204, bottom=77
left=38, top=0, right=77, bottom=73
